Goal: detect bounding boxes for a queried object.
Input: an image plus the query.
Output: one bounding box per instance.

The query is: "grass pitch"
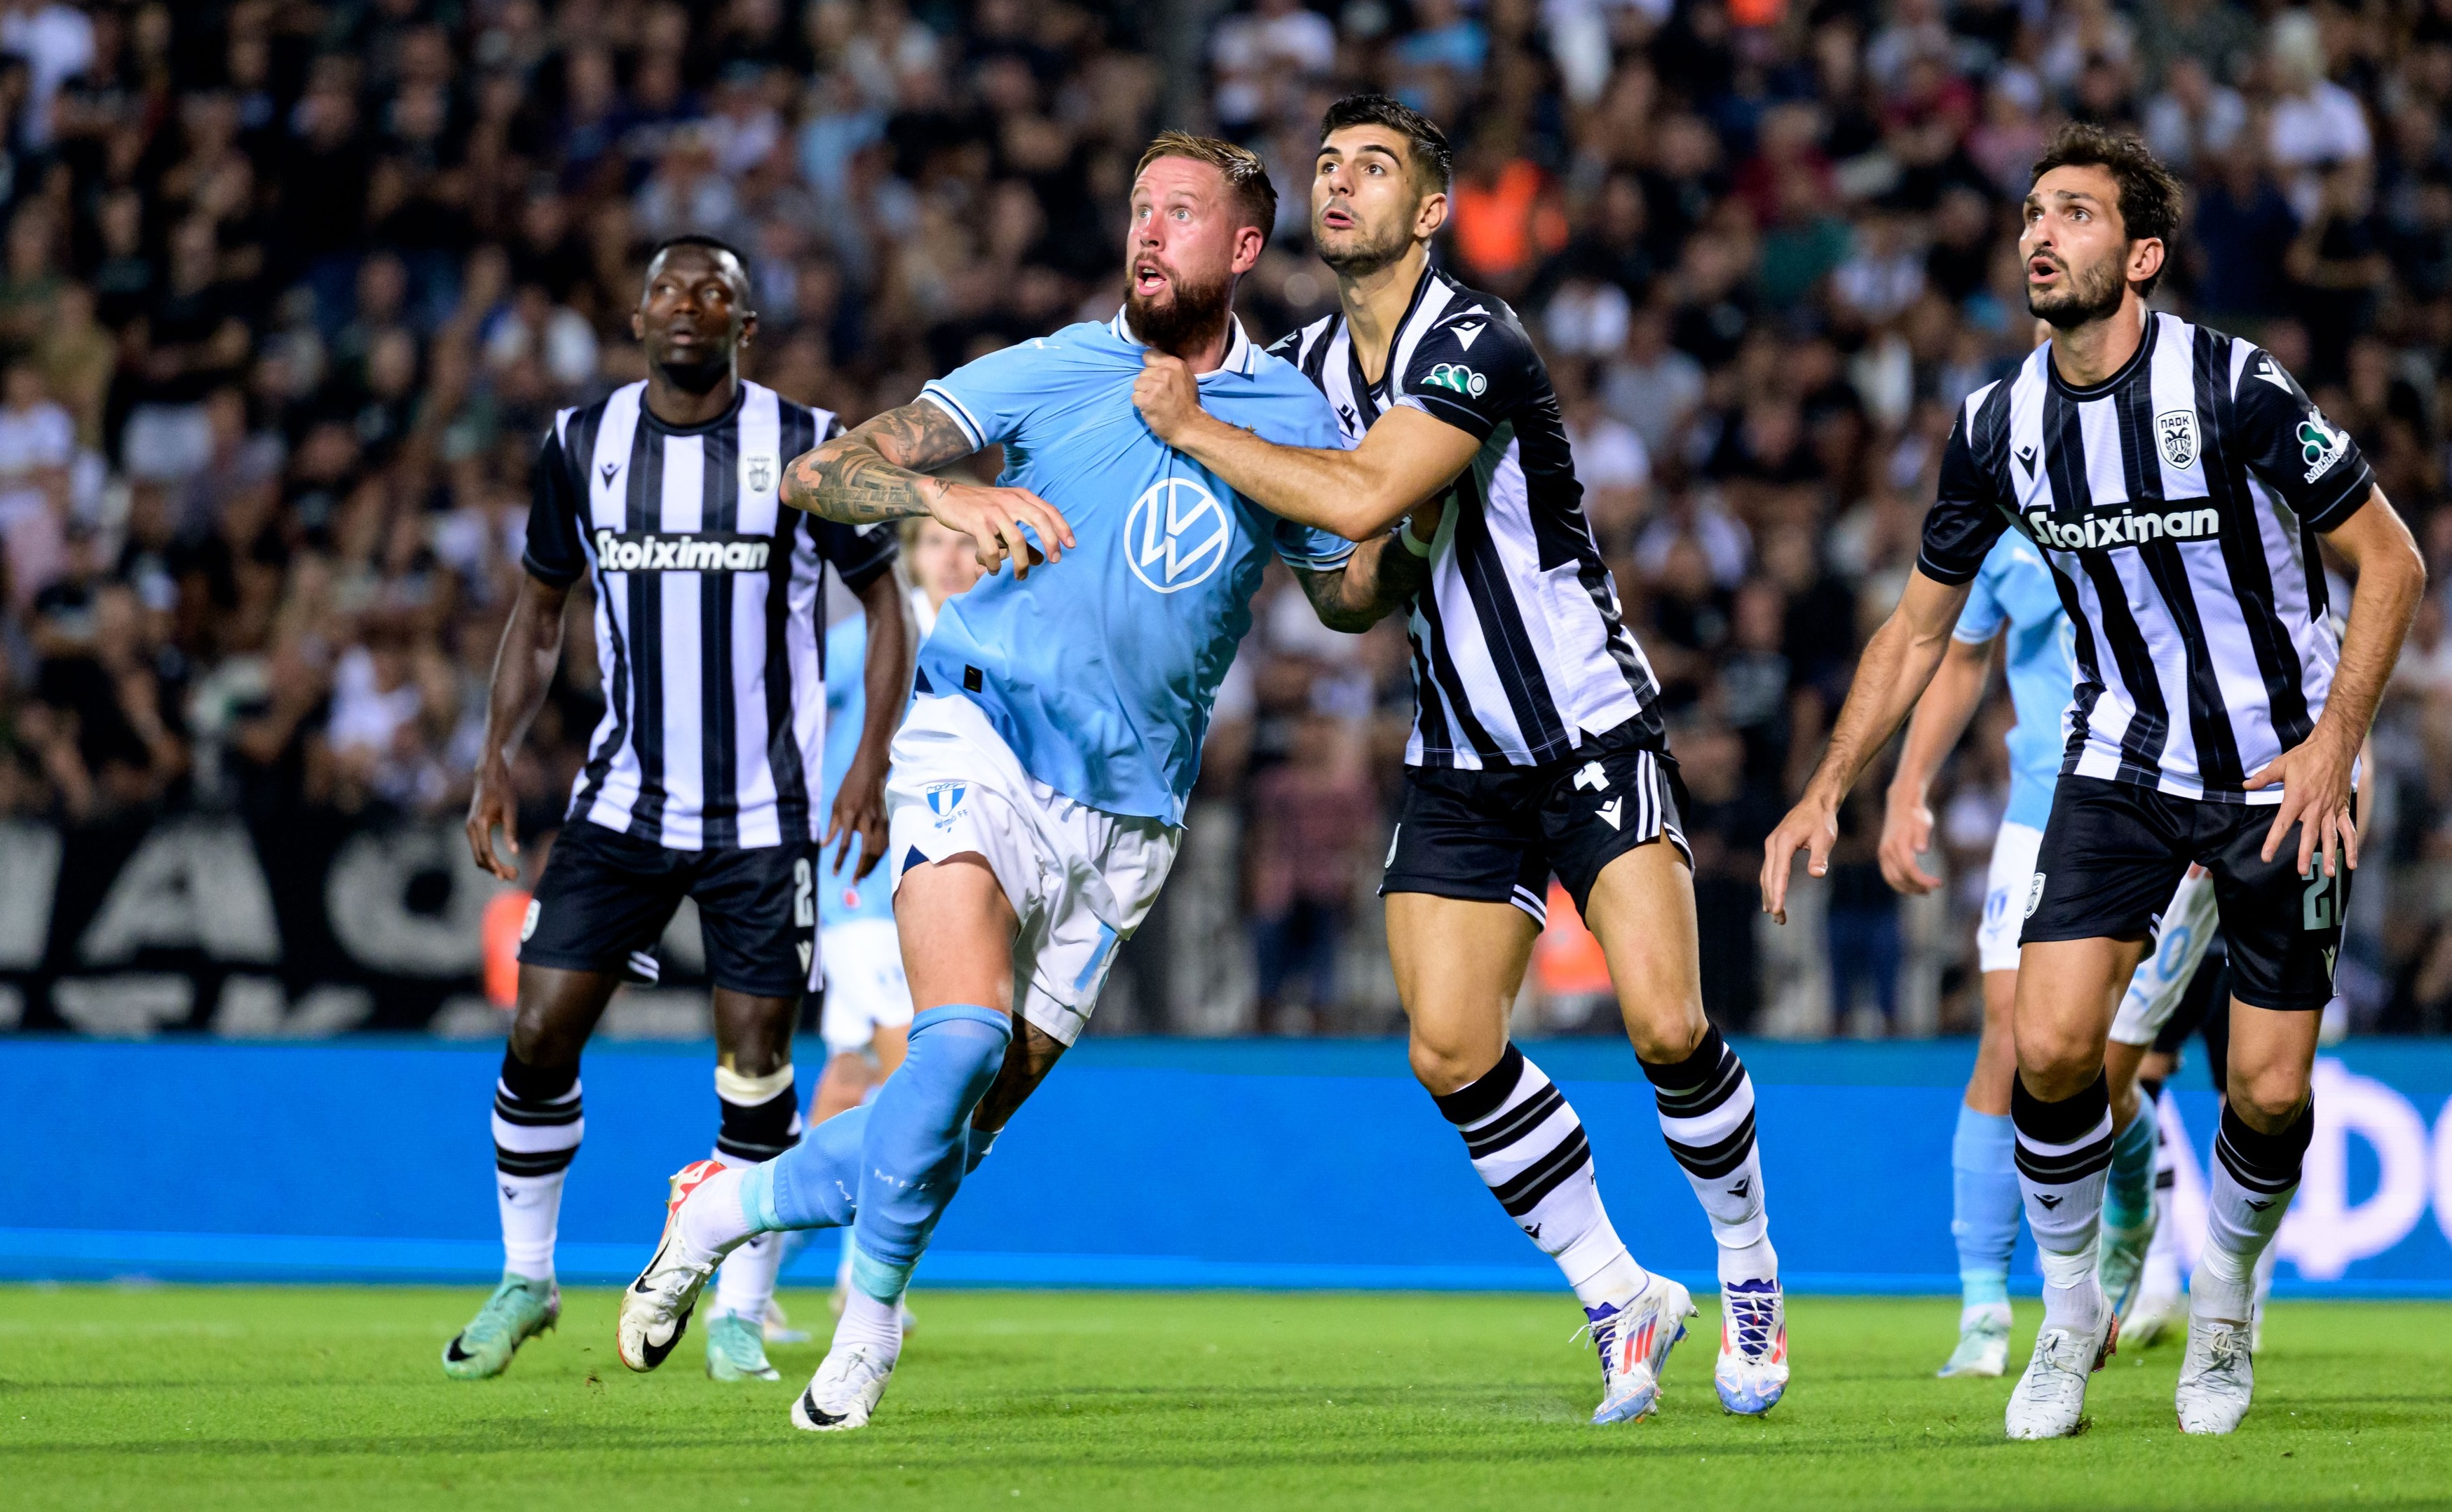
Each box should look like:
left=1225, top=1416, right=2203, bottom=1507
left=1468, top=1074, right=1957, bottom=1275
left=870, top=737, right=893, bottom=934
left=2, top=1286, right=2446, bottom=1510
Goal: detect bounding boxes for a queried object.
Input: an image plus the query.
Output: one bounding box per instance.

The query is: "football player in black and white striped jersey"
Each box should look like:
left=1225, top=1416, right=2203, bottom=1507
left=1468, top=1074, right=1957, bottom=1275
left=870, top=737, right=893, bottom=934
left=1762, top=125, right=2425, bottom=1440
left=1136, top=95, right=1789, bottom=1424
left=447, top=237, right=913, bottom=1384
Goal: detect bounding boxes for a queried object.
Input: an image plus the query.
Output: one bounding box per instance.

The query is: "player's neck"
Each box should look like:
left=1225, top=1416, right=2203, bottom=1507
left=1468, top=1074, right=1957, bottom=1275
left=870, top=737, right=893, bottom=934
left=643, top=361, right=741, bottom=428
left=2046, top=297, right=2147, bottom=388
left=1336, top=242, right=1431, bottom=385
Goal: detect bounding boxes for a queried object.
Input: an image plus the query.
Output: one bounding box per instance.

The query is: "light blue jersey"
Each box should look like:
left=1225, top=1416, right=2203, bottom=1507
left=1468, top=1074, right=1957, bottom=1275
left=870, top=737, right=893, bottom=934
left=1954, top=533, right=2076, bottom=831
left=819, top=615, right=892, bottom=927
left=917, top=312, right=1354, bottom=823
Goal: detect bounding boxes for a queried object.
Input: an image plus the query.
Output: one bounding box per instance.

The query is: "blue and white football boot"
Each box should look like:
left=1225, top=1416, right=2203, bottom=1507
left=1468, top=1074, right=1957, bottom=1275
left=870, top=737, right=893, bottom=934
left=1579, top=1272, right=1696, bottom=1424
left=1715, top=1276, right=1790, bottom=1415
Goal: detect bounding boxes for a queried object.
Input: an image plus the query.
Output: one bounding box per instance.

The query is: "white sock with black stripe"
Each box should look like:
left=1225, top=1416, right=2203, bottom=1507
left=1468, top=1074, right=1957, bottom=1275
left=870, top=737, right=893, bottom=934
left=1431, top=1044, right=1647, bottom=1309
left=2012, top=1069, right=2116, bottom=1330
left=1640, top=1026, right=1776, bottom=1285
left=2195, top=1101, right=2312, bottom=1323
left=492, top=1049, right=583, bottom=1283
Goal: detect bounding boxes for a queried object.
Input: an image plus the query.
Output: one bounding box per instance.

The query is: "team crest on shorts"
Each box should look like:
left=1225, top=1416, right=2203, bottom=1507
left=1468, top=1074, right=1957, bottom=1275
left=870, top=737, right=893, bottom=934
left=2155, top=409, right=2198, bottom=470
left=746, top=454, right=776, bottom=492
left=520, top=899, right=540, bottom=941
left=924, top=782, right=967, bottom=829
left=2025, top=873, right=2046, bottom=919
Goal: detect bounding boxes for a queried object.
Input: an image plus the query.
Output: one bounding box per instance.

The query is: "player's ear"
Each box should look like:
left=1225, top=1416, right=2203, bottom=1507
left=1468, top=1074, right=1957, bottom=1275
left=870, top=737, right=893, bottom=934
left=2128, top=237, right=2165, bottom=287
left=1230, top=224, right=1265, bottom=276
left=629, top=306, right=645, bottom=341
left=739, top=310, right=758, bottom=350
left=1414, top=189, right=1450, bottom=242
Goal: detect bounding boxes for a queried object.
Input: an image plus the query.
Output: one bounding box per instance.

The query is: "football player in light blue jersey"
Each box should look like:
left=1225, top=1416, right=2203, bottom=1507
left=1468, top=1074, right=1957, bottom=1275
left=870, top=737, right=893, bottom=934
left=615, top=132, right=1436, bottom=1433
left=1881, top=530, right=2215, bottom=1377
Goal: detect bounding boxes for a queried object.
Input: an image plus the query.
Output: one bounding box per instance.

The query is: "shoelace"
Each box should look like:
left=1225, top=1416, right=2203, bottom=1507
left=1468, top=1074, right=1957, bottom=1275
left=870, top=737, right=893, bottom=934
left=1724, top=1285, right=1778, bottom=1361
left=823, top=1345, right=891, bottom=1396
left=2198, top=1328, right=2249, bottom=1377
left=1569, top=1307, right=1630, bottom=1369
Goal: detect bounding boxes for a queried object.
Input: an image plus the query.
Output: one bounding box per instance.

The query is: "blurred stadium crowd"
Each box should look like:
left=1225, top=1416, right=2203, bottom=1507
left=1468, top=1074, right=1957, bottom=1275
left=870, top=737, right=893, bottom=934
left=1, top=0, right=2449, bottom=1038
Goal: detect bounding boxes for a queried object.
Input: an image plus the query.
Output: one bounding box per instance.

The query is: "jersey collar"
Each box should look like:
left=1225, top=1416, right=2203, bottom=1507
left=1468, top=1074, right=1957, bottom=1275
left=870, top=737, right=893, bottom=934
left=2043, top=308, right=2159, bottom=400
left=1108, top=306, right=1258, bottom=377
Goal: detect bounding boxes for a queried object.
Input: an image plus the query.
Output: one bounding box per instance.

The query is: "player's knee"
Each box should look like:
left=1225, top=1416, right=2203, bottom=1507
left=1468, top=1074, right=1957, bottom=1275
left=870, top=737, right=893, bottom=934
left=2226, top=1065, right=2310, bottom=1132
left=2012, top=1023, right=2100, bottom=1098
left=1407, top=1034, right=1495, bottom=1098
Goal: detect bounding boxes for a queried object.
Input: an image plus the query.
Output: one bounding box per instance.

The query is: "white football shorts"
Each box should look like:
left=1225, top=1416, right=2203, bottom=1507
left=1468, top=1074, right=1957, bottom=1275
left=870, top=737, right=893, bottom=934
left=2109, top=866, right=2219, bottom=1047
left=884, top=693, right=1178, bottom=1047
left=819, top=918, right=914, bottom=1054
left=1976, top=821, right=2044, bottom=975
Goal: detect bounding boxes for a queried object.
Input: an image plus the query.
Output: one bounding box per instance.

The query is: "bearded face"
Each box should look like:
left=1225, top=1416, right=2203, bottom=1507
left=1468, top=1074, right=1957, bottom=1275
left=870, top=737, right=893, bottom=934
left=2025, top=239, right=2130, bottom=329
left=1124, top=257, right=1232, bottom=357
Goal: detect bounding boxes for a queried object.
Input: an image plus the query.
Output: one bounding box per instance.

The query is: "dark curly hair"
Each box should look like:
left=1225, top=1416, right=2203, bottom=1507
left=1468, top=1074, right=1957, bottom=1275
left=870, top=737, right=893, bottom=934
left=2029, top=123, right=2184, bottom=297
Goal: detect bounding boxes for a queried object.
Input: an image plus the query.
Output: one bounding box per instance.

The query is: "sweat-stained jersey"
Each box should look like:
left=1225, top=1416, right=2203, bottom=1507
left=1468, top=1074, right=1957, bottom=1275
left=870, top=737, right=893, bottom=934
left=1917, top=312, right=2373, bottom=803
left=524, top=381, right=899, bottom=850
left=917, top=311, right=1354, bottom=824
left=1276, top=265, right=1665, bottom=771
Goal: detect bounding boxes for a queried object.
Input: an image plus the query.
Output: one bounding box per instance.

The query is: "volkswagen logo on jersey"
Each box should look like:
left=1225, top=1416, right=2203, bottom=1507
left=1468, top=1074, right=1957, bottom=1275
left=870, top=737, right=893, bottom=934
left=1126, top=477, right=1232, bottom=594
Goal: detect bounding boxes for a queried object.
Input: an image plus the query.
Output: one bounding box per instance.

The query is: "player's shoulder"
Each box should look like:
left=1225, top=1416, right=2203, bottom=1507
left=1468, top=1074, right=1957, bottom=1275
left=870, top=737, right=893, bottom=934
left=1416, top=272, right=1531, bottom=354
left=1265, top=311, right=1340, bottom=369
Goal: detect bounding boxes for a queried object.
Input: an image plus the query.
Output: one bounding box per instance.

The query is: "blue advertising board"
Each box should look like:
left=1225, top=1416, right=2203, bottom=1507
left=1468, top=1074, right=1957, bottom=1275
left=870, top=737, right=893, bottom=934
left=3, top=1037, right=2448, bottom=1295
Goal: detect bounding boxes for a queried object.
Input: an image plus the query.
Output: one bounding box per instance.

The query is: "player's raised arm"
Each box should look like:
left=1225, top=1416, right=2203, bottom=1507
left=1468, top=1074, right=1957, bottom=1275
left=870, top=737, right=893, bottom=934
left=1759, top=568, right=1973, bottom=923
left=781, top=399, right=1076, bottom=578
left=1136, top=354, right=1479, bottom=541
left=2243, top=484, right=2424, bottom=878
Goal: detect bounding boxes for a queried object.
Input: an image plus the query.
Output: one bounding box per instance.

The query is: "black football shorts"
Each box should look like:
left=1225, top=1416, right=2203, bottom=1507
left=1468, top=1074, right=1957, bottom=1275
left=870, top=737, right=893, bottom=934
left=1382, top=722, right=1692, bottom=924
left=519, top=818, right=819, bottom=997
left=2020, top=776, right=2349, bottom=1012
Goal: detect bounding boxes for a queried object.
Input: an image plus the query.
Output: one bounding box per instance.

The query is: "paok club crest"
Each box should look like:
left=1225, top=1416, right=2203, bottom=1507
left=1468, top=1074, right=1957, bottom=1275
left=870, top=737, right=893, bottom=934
left=2155, top=409, right=2199, bottom=471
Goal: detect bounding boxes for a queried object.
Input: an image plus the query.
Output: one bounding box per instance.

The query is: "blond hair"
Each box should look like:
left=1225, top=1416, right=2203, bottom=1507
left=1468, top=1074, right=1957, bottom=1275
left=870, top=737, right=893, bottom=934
left=1133, top=131, right=1279, bottom=245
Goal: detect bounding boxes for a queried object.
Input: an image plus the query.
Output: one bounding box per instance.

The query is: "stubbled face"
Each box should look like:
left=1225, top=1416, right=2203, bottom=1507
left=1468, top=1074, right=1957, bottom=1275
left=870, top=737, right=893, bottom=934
left=1313, top=124, right=1440, bottom=275
left=633, top=246, right=755, bottom=383
left=1123, top=156, right=1255, bottom=354
left=2021, top=165, right=2139, bottom=329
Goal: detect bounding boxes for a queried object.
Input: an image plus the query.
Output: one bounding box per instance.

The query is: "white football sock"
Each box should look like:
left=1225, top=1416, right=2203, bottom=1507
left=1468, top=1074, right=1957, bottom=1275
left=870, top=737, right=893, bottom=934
left=2195, top=1102, right=2310, bottom=1323
left=831, top=1288, right=904, bottom=1368
left=497, top=1171, right=564, bottom=1283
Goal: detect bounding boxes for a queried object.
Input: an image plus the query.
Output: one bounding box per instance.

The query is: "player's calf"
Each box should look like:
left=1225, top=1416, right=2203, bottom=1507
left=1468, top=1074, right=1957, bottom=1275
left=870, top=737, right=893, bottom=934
left=1638, top=1026, right=1788, bottom=1415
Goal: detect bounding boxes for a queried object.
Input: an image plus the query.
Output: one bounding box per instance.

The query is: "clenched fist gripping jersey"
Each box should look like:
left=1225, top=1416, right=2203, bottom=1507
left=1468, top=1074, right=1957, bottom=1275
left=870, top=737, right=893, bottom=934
left=1916, top=313, right=2375, bottom=804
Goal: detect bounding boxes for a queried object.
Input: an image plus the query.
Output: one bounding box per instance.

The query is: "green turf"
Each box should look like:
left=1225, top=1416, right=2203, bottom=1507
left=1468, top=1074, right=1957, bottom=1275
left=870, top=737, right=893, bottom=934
left=3, top=1286, right=2446, bottom=1510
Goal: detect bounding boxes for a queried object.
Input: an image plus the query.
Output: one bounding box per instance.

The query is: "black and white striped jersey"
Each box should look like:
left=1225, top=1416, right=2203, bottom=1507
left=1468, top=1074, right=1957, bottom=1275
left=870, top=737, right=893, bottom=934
left=523, top=380, right=898, bottom=850
left=1274, top=266, right=1664, bottom=770
left=1918, top=312, right=2375, bottom=804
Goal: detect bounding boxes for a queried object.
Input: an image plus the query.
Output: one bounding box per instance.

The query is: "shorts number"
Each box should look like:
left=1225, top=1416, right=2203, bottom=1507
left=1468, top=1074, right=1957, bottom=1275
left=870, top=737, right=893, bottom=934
left=2301, top=866, right=2340, bottom=932
left=794, top=857, right=815, bottom=928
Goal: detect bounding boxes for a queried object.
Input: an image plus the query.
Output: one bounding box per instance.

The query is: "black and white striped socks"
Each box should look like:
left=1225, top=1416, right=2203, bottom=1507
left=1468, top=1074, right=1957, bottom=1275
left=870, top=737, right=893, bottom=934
left=2012, top=1069, right=2115, bottom=1321
left=492, top=1049, right=583, bottom=1282
left=2197, top=1101, right=2312, bottom=1323
left=1433, top=1045, right=1645, bottom=1308
left=1641, top=1026, right=1776, bottom=1284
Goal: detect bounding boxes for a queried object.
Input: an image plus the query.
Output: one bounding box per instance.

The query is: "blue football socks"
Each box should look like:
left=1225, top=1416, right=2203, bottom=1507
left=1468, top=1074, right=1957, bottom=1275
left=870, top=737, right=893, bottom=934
left=1951, top=1103, right=2020, bottom=1309
left=2103, top=1097, right=2159, bottom=1232
left=844, top=1004, right=1012, bottom=1293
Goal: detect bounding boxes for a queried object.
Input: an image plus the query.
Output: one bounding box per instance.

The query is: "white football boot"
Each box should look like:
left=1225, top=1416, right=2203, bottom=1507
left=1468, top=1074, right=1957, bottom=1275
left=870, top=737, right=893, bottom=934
left=791, top=1340, right=899, bottom=1431
left=2004, top=1284, right=2116, bottom=1440
left=1714, top=1276, right=1789, bottom=1415
left=1938, top=1302, right=2011, bottom=1378
left=615, top=1159, right=733, bottom=1373
left=1579, top=1272, right=1696, bottom=1425
left=2175, top=1309, right=2256, bottom=1434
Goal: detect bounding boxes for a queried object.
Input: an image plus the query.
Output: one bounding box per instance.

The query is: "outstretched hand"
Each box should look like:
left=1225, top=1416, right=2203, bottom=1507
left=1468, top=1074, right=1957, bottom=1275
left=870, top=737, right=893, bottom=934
left=1132, top=350, right=1204, bottom=445
left=929, top=482, right=1074, bottom=580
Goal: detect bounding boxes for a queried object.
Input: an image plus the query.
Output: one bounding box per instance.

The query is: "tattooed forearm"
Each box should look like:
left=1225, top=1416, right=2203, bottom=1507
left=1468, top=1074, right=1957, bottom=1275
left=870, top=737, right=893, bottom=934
left=779, top=400, right=981, bottom=524
left=1295, top=532, right=1429, bottom=634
